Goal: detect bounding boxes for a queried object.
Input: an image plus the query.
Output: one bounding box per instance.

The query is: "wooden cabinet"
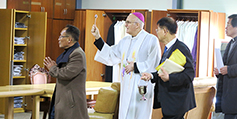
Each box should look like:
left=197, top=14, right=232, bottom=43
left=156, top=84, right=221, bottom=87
left=7, top=0, right=31, bottom=11
left=150, top=9, right=226, bottom=77
left=74, top=9, right=225, bottom=81
left=31, top=0, right=54, bottom=18
left=54, top=0, right=75, bottom=19
left=74, top=9, right=149, bottom=82
left=0, top=9, right=47, bottom=114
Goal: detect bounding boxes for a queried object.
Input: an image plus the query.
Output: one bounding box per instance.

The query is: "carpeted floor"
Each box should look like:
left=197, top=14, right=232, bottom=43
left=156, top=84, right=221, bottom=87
left=0, top=111, right=46, bottom=119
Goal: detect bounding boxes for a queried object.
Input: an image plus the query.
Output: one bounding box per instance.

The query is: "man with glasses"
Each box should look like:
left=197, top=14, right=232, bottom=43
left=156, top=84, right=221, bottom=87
left=44, top=25, right=89, bottom=119
left=141, top=17, right=196, bottom=119
left=91, top=12, right=161, bottom=119
left=214, top=14, right=237, bottom=119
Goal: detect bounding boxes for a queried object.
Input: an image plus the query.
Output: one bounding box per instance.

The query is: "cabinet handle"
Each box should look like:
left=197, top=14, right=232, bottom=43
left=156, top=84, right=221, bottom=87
left=24, top=68, right=29, bottom=72
left=26, top=14, right=31, bottom=18
left=63, top=9, right=66, bottom=14
left=102, top=13, right=107, bottom=17
left=23, top=103, right=27, bottom=107
left=65, top=9, right=67, bottom=14
left=41, top=7, right=43, bottom=12
left=25, top=36, right=30, bottom=40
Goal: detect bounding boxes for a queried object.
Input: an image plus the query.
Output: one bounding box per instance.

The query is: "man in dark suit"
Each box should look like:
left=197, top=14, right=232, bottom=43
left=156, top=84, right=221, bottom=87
left=214, top=14, right=237, bottom=119
left=141, top=17, right=196, bottom=119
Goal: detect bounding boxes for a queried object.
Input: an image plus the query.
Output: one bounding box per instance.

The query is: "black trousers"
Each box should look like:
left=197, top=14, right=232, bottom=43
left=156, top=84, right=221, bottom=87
left=162, top=113, right=185, bottom=119
left=225, top=114, right=237, bottom=119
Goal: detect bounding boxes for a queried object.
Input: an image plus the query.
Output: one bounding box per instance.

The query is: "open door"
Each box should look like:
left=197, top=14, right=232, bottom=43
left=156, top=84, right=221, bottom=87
left=85, top=10, right=106, bottom=81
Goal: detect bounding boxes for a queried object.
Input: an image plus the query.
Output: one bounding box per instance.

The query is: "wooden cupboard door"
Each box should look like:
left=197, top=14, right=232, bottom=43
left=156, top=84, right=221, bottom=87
left=49, top=19, right=73, bottom=83
left=0, top=9, right=14, bottom=86
left=31, top=0, right=53, bottom=18
left=42, top=0, right=54, bottom=18
left=197, top=11, right=210, bottom=78
left=46, top=18, right=53, bottom=57
left=150, top=10, right=167, bottom=36
left=50, top=20, right=73, bottom=61
left=54, top=0, right=65, bottom=19
left=28, top=12, right=47, bottom=81
left=85, top=10, right=106, bottom=81
left=7, top=0, right=31, bottom=11
left=31, top=0, right=42, bottom=12
left=65, top=0, right=75, bottom=19
left=150, top=10, right=167, bottom=54
left=74, top=10, right=86, bottom=50
left=51, top=20, right=65, bottom=62
left=25, top=12, right=46, bottom=111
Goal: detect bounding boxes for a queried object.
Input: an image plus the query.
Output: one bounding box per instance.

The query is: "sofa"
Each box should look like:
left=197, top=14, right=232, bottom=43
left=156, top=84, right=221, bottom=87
left=88, top=82, right=120, bottom=119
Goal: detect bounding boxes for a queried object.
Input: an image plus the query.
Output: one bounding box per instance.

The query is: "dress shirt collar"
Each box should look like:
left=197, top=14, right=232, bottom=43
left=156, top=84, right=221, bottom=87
left=232, top=36, right=237, bottom=42
left=165, top=37, right=177, bottom=50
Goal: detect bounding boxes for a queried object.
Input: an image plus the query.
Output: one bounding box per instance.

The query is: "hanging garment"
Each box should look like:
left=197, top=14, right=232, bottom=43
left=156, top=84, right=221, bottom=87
left=105, top=21, right=116, bottom=82
left=113, top=21, right=128, bottom=82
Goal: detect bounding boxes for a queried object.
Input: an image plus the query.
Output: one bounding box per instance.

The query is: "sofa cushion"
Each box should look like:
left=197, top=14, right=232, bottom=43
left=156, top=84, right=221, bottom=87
left=94, top=87, right=119, bottom=113
left=111, top=82, right=120, bottom=92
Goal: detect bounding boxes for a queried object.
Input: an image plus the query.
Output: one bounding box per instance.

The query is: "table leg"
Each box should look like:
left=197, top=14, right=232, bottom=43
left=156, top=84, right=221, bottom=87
left=5, top=97, right=14, bottom=119
left=32, top=96, right=40, bottom=119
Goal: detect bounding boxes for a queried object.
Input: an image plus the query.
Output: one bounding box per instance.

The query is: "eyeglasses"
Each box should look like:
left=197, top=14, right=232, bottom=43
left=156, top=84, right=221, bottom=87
left=59, top=35, right=69, bottom=39
left=125, top=21, right=137, bottom=24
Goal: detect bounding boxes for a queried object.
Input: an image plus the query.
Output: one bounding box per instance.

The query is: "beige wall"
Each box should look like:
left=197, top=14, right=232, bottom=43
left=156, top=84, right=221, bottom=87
left=183, top=0, right=237, bottom=17
left=81, top=0, right=173, bottom=10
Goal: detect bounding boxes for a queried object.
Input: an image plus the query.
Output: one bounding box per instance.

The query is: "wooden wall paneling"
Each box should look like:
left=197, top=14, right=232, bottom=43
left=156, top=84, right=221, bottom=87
left=85, top=10, right=106, bottom=81
left=150, top=10, right=168, bottom=54
left=198, top=11, right=210, bottom=77
left=7, top=0, right=31, bottom=11
left=74, top=10, right=86, bottom=50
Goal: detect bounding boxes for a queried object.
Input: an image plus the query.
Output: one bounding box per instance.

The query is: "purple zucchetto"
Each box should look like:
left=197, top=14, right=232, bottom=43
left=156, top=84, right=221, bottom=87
left=132, top=12, right=144, bottom=23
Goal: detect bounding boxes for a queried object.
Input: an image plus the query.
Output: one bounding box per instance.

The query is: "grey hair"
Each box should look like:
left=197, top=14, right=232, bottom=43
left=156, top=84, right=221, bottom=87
left=129, top=13, right=144, bottom=29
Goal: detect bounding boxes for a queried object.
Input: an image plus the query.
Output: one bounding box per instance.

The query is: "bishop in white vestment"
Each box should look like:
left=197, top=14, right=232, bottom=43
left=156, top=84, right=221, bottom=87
left=91, top=12, right=161, bottom=119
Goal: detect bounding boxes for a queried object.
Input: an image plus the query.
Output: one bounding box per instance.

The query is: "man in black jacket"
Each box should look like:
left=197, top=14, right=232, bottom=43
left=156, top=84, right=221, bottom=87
left=214, top=14, right=237, bottom=119
left=141, top=17, right=196, bottom=119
